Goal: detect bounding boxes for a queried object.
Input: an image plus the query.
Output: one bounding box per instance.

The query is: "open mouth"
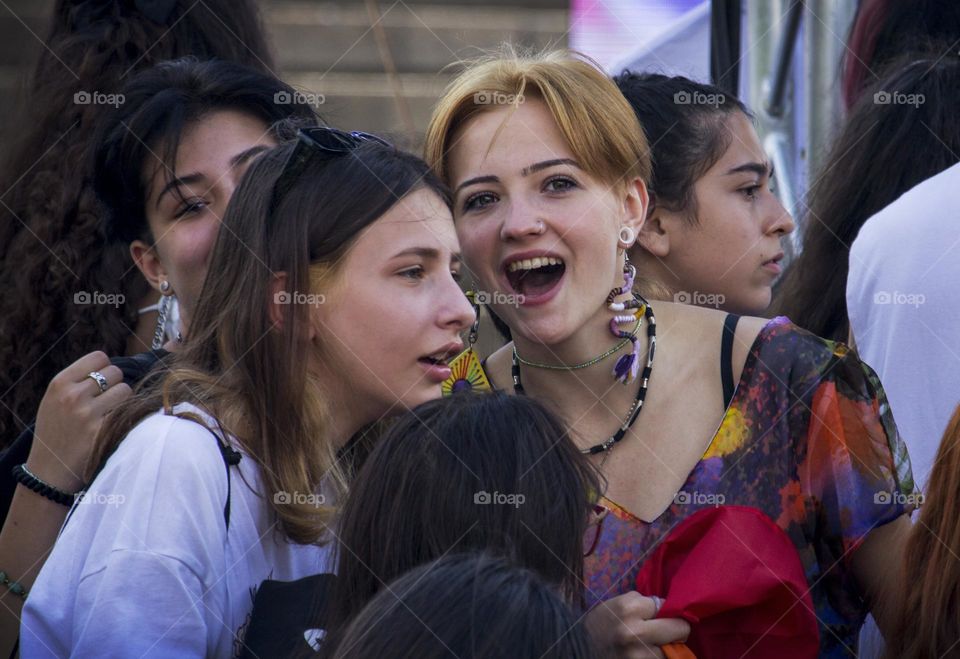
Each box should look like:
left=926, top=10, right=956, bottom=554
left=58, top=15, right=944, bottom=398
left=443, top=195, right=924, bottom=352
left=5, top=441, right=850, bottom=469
left=417, top=343, right=462, bottom=368
left=504, top=256, right=566, bottom=298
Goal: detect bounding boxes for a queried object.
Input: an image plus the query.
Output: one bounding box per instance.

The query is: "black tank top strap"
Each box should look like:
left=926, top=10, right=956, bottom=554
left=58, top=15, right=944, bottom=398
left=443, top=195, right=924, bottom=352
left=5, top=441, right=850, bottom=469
left=721, top=313, right=741, bottom=410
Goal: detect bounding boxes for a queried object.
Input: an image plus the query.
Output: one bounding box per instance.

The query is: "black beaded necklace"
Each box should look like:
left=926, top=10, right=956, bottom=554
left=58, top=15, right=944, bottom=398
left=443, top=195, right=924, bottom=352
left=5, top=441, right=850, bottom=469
left=511, top=298, right=657, bottom=456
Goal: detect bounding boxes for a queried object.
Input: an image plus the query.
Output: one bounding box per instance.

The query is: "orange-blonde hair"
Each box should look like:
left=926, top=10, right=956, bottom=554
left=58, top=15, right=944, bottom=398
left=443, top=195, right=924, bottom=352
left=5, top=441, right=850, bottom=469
left=885, top=403, right=960, bottom=658
left=424, top=48, right=651, bottom=192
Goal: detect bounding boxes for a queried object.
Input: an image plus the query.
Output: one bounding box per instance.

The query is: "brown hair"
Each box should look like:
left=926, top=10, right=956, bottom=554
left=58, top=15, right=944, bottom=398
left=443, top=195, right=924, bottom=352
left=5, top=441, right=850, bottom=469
left=89, top=137, right=451, bottom=543
left=424, top=48, right=651, bottom=193
left=884, top=403, right=960, bottom=658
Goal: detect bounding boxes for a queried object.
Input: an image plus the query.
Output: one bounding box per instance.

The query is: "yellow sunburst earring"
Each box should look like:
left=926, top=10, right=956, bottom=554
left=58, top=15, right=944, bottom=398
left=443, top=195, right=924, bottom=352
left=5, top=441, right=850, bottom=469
left=441, top=291, right=492, bottom=395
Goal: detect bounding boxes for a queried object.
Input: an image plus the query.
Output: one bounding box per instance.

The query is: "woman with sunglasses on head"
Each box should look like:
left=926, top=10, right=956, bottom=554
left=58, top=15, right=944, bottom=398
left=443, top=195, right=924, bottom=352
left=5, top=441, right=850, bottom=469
left=425, top=50, right=915, bottom=658
left=20, top=128, right=473, bottom=657
left=0, top=58, right=317, bottom=654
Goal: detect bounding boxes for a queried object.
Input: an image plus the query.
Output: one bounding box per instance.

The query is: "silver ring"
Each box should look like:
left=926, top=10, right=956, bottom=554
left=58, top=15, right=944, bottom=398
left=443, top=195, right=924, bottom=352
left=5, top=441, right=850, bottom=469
left=87, top=371, right=109, bottom=394
left=651, top=595, right=664, bottom=616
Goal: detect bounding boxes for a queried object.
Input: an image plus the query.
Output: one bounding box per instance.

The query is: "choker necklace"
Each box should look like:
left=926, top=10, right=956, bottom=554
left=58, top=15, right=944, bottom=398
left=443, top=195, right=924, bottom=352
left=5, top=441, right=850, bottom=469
left=511, top=298, right=656, bottom=456
left=513, top=313, right=641, bottom=371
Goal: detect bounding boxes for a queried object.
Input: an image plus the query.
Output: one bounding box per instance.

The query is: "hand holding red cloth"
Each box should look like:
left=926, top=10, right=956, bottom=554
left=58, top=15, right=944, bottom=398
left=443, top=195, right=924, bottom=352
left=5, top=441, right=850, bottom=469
left=635, top=505, right=819, bottom=658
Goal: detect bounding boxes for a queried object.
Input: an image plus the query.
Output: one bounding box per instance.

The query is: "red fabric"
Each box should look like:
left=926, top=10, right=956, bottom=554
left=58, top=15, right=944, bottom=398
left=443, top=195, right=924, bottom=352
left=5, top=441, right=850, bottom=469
left=635, top=506, right=818, bottom=659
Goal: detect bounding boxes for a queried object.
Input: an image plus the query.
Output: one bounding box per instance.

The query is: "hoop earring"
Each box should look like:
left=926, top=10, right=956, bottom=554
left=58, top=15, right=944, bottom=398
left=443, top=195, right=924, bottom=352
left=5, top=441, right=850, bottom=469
left=618, top=226, right=636, bottom=247
left=441, top=291, right=492, bottom=395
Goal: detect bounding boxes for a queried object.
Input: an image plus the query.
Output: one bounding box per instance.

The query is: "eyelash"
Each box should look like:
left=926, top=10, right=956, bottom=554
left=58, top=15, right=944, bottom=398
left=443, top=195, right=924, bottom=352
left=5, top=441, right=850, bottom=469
left=174, top=199, right=206, bottom=218
left=461, top=175, right=578, bottom=213
left=544, top=175, right=577, bottom=193
left=399, top=266, right=462, bottom=283
left=741, top=185, right=761, bottom=201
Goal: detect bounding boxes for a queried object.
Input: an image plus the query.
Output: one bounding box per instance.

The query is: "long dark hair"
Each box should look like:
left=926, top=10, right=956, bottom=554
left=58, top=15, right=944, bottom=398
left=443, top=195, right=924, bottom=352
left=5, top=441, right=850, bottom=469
left=613, top=71, right=751, bottom=223
left=842, top=0, right=960, bottom=110
left=90, top=136, right=451, bottom=544
left=322, top=392, right=603, bottom=652
left=0, top=0, right=274, bottom=445
left=331, top=552, right=600, bottom=659
left=93, top=58, right=316, bottom=245
left=772, top=55, right=960, bottom=341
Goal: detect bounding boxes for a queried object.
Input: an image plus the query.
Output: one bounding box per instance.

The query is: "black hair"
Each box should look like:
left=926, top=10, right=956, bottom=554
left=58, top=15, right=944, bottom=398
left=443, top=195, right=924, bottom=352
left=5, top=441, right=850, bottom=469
left=772, top=54, right=960, bottom=341
left=613, top=71, right=752, bottom=222
left=0, top=0, right=275, bottom=444
left=321, top=392, right=603, bottom=652
left=330, top=552, right=600, bottom=659
left=93, top=57, right=318, bottom=245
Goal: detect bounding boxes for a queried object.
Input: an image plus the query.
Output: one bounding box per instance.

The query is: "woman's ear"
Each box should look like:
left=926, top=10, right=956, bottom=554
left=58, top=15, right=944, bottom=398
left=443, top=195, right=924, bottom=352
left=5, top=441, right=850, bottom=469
left=637, top=209, right=671, bottom=259
left=269, top=273, right=318, bottom=341
left=621, top=176, right=649, bottom=240
left=130, top=240, right=169, bottom=293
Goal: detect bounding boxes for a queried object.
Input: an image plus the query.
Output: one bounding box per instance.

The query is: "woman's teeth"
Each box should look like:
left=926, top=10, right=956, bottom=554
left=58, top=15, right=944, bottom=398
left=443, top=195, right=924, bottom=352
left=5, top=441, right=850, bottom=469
left=507, top=256, right=564, bottom=272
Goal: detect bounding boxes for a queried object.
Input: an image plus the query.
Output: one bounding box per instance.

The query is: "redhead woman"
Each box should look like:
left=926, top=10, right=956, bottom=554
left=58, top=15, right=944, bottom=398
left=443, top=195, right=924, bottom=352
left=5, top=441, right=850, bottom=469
left=425, top=51, right=914, bottom=658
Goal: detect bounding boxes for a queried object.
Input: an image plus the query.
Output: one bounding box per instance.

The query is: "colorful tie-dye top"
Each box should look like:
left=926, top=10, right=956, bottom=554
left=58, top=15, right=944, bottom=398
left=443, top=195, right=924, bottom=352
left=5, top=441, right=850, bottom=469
left=584, top=316, right=916, bottom=658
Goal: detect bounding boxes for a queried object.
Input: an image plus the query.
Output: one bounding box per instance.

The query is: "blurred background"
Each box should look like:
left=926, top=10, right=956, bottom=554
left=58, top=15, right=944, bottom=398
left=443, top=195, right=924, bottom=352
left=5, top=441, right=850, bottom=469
left=0, top=0, right=864, bottom=259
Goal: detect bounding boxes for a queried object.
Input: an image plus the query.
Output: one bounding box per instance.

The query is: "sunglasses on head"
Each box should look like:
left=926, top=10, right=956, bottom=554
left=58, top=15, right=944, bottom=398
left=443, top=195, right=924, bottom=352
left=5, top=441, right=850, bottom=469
left=269, top=126, right=391, bottom=215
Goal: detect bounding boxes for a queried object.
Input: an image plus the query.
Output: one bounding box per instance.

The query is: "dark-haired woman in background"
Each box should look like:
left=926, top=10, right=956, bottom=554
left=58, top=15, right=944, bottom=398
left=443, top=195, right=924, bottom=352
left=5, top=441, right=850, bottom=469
left=0, top=58, right=315, bottom=653
left=0, top=0, right=275, bottom=447
left=22, top=133, right=473, bottom=656
left=332, top=553, right=600, bottom=659
left=772, top=54, right=960, bottom=342
left=615, top=72, right=794, bottom=316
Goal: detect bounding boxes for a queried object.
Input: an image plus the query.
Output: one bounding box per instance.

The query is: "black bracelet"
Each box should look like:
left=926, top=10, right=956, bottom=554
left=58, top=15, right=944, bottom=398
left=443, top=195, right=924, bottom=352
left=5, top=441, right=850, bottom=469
left=12, top=464, right=78, bottom=507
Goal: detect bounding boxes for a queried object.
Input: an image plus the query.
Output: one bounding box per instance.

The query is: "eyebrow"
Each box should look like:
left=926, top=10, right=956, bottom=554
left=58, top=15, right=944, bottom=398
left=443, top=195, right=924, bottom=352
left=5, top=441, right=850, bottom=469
left=392, top=246, right=462, bottom=264
left=725, top=161, right=774, bottom=178
left=154, top=144, right=272, bottom=209
left=520, top=158, right=580, bottom=176
left=454, top=158, right=582, bottom=195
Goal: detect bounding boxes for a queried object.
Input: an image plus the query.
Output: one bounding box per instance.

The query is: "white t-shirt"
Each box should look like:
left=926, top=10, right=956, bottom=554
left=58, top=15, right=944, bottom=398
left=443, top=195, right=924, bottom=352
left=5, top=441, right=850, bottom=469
left=21, top=404, right=333, bottom=658
left=846, top=160, right=960, bottom=489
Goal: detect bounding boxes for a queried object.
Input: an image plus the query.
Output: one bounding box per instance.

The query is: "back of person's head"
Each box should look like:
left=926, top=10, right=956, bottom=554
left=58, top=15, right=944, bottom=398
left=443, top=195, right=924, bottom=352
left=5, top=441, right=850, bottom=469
left=324, top=392, right=603, bottom=642
left=613, top=72, right=751, bottom=224
left=0, top=0, right=274, bottom=444
left=330, top=552, right=600, bottom=659
left=843, top=0, right=960, bottom=109
left=885, top=403, right=960, bottom=658
left=773, top=55, right=960, bottom=341
left=91, top=132, right=449, bottom=545
left=93, top=57, right=316, bottom=246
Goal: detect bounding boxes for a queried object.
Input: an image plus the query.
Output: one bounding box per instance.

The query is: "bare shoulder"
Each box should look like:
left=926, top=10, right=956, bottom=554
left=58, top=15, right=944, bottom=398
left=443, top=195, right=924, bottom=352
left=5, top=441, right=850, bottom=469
left=483, top=342, right=514, bottom=391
